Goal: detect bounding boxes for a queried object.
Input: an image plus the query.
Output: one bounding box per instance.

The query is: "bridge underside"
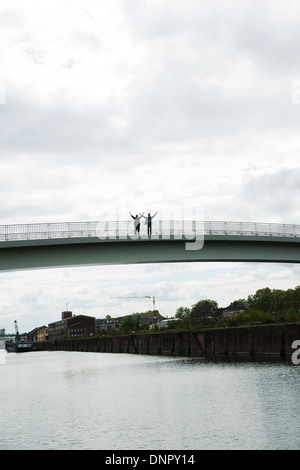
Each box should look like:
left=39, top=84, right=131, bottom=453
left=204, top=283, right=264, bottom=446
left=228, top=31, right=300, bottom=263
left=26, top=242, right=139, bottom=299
left=0, top=236, right=299, bottom=272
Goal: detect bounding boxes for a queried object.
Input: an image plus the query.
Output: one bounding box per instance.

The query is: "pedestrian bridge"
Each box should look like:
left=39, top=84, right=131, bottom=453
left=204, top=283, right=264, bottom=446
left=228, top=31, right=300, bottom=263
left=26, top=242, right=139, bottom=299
left=0, top=220, right=299, bottom=271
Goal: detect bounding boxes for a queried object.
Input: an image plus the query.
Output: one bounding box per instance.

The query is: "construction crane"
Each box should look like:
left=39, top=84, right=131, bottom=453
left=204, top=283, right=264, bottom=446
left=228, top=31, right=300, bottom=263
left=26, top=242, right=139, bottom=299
left=110, top=296, right=158, bottom=311
left=146, top=296, right=157, bottom=311
left=110, top=296, right=159, bottom=324
left=14, top=320, right=20, bottom=342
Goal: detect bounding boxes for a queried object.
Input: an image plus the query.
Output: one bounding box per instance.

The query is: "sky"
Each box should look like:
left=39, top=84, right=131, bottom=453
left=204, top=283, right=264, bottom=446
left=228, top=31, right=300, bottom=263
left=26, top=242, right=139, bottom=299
left=0, top=0, right=300, bottom=333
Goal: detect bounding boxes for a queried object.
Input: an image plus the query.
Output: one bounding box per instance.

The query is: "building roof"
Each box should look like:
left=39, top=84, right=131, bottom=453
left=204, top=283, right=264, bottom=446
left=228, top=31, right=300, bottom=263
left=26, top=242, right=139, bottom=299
left=27, top=325, right=48, bottom=335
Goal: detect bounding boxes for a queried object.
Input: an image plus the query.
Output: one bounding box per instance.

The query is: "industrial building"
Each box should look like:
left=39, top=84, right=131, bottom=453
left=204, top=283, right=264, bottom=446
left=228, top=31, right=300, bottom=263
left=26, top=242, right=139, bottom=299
left=95, top=311, right=166, bottom=332
left=48, top=311, right=95, bottom=341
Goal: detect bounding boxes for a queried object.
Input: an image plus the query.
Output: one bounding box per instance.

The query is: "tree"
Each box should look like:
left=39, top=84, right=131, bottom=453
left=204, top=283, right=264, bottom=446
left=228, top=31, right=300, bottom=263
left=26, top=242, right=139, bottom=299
left=190, top=299, right=218, bottom=324
left=120, top=315, right=139, bottom=333
left=175, top=306, right=191, bottom=320
left=247, top=286, right=300, bottom=315
left=247, top=288, right=274, bottom=312
left=286, top=307, right=299, bottom=322
left=272, top=289, right=286, bottom=312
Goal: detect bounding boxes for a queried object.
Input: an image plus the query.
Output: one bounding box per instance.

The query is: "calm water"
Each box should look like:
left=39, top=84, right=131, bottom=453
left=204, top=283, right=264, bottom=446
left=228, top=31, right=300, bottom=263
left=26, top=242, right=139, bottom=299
left=0, top=351, right=299, bottom=450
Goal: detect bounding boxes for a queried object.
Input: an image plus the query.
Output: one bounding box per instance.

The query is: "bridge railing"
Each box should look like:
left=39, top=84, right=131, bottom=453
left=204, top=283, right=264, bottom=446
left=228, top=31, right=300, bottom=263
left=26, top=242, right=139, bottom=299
left=205, top=221, right=300, bottom=238
left=0, top=220, right=299, bottom=242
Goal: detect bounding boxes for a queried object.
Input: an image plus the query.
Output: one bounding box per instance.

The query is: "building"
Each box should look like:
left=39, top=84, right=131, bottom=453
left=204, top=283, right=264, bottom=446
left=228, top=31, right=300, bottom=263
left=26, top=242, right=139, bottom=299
left=27, top=326, right=48, bottom=342
left=67, top=315, right=95, bottom=339
left=96, top=316, right=124, bottom=332
left=48, top=318, right=68, bottom=341
left=131, top=312, right=166, bottom=327
left=36, top=326, right=48, bottom=342
left=95, top=311, right=166, bottom=332
left=48, top=311, right=95, bottom=341
left=150, top=318, right=179, bottom=329
left=221, top=309, right=245, bottom=318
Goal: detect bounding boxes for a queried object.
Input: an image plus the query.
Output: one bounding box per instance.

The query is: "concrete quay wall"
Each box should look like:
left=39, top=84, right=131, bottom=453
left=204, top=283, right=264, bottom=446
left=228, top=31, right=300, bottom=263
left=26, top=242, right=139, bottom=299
left=38, top=323, right=300, bottom=358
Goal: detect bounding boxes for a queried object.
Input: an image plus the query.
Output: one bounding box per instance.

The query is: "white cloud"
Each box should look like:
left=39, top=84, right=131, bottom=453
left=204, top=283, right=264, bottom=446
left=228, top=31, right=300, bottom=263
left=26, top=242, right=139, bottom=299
left=0, top=0, right=300, bottom=332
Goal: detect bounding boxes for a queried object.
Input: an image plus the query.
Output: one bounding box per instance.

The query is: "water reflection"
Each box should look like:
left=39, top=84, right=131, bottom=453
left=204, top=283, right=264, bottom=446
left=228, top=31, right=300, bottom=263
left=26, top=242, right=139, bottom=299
left=0, top=351, right=299, bottom=450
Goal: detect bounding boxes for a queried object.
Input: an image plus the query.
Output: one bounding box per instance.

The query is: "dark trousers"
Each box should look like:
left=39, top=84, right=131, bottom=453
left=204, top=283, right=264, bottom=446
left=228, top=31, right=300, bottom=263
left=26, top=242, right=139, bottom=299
left=147, top=223, right=152, bottom=235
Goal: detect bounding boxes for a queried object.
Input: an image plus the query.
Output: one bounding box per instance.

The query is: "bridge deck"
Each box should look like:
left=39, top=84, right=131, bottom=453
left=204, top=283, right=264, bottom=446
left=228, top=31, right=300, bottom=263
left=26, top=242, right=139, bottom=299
left=0, top=220, right=299, bottom=244
left=0, top=221, right=299, bottom=271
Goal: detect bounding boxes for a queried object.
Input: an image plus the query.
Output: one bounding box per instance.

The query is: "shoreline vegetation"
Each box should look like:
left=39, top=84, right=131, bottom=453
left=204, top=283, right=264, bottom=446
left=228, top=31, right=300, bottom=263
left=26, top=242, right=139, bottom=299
left=64, top=285, right=300, bottom=340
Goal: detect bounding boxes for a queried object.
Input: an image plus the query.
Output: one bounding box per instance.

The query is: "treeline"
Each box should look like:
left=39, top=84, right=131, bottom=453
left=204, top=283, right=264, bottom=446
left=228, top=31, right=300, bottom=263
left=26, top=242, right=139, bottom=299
left=100, top=286, right=300, bottom=336
left=247, top=286, right=300, bottom=313
left=174, top=286, right=300, bottom=328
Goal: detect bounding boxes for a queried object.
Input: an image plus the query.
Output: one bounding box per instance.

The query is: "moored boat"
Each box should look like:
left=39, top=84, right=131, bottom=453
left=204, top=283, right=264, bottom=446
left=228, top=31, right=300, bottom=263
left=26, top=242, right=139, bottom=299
left=15, top=343, right=32, bottom=353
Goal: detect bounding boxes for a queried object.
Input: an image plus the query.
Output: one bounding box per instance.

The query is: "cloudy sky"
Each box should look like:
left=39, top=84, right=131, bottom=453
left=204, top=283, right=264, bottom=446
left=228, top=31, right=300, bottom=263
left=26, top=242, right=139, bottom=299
left=1, top=0, right=300, bottom=332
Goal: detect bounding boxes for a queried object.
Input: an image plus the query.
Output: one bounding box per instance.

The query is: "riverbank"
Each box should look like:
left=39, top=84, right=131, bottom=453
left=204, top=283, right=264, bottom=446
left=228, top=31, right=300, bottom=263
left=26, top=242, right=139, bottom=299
left=35, top=322, right=300, bottom=359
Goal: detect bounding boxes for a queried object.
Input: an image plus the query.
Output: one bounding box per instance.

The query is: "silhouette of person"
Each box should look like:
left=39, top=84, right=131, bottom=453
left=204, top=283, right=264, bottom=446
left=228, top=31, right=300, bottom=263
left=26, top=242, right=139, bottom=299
left=129, top=212, right=144, bottom=235
left=142, top=212, right=157, bottom=236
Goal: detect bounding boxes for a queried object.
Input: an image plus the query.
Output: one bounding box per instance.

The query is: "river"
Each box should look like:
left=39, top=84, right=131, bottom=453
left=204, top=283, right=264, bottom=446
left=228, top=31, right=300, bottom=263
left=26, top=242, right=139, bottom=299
left=0, top=350, right=299, bottom=450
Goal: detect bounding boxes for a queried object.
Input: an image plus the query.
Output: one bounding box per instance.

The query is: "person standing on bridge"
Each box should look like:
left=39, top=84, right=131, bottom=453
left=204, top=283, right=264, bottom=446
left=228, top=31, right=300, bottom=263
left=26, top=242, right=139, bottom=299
left=142, top=212, right=157, bottom=236
left=129, top=212, right=144, bottom=236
